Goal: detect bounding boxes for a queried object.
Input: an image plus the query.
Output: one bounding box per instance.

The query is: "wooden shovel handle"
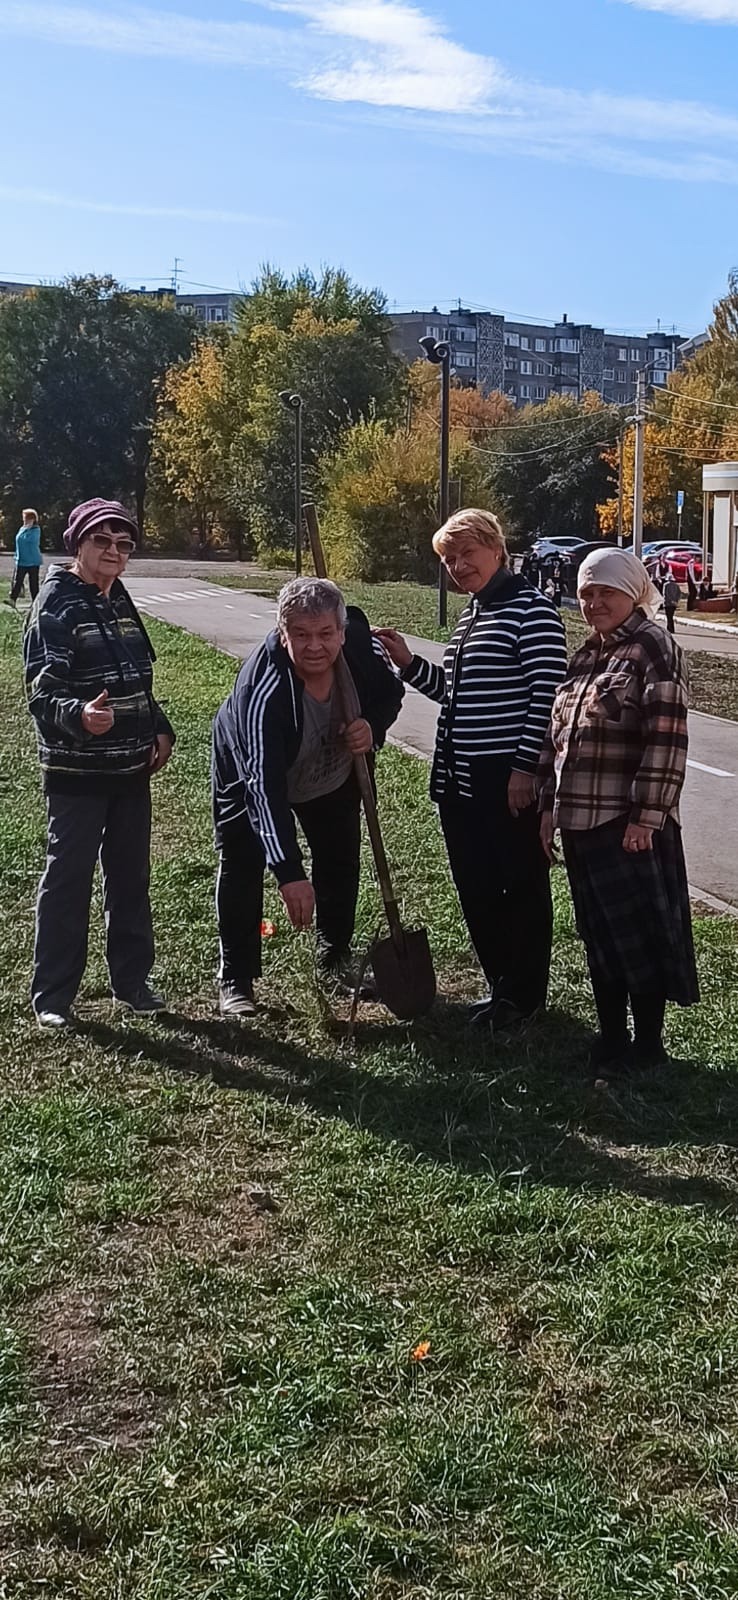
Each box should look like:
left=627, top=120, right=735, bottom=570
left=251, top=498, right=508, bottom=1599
left=335, top=656, right=405, bottom=950
left=352, top=752, right=405, bottom=949
left=303, top=503, right=328, bottom=579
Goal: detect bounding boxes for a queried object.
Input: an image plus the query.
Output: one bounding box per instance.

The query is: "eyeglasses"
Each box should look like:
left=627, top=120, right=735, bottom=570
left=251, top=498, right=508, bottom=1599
left=89, top=533, right=136, bottom=555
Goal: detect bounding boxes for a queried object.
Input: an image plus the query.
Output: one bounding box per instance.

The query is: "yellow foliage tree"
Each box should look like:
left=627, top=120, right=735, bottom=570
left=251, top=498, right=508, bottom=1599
left=149, top=337, right=235, bottom=542
left=597, top=422, right=673, bottom=539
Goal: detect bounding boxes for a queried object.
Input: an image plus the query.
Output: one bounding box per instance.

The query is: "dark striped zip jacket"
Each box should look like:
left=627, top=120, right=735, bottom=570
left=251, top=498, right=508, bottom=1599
left=402, top=569, right=567, bottom=800
left=24, top=566, right=174, bottom=787
left=212, top=607, right=403, bottom=885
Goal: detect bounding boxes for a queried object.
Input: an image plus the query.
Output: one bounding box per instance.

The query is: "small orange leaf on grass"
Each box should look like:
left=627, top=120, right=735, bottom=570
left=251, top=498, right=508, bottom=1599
left=261, top=920, right=277, bottom=938
left=411, top=1340, right=431, bottom=1362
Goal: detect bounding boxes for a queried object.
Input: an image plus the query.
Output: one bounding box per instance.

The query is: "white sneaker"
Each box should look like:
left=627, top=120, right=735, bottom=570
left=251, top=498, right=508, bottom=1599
left=36, top=1010, right=69, bottom=1030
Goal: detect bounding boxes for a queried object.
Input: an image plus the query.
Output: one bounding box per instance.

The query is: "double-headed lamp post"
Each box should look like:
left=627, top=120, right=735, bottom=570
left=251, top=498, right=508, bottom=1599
left=419, top=336, right=451, bottom=627
left=279, top=390, right=304, bottom=577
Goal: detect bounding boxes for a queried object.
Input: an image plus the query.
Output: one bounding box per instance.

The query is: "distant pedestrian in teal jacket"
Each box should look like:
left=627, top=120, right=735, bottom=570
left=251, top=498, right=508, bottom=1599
left=10, top=508, right=43, bottom=606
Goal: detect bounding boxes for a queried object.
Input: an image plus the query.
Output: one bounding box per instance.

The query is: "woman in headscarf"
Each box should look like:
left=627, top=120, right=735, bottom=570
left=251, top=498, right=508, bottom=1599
left=538, top=547, right=699, bottom=1078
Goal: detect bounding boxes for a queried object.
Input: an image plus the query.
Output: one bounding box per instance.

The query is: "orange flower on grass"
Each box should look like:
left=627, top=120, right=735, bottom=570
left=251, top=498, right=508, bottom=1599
left=411, top=1340, right=431, bottom=1363
left=260, top=920, right=277, bottom=938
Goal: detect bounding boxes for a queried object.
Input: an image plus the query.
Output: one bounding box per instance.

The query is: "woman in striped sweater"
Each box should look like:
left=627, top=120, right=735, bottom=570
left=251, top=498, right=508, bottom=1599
left=376, top=509, right=567, bottom=1034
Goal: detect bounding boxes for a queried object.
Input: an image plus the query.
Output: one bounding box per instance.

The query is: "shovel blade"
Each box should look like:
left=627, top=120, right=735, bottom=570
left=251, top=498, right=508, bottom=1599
left=371, top=926, right=436, bottom=1020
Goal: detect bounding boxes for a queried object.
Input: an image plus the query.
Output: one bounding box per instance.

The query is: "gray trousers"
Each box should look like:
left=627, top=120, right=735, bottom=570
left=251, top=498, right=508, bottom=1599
left=33, top=784, right=154, bottom=1015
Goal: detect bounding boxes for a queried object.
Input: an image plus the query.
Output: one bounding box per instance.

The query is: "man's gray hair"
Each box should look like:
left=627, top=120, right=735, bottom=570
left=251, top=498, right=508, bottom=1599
left=277, top=577, right=347, bottom=633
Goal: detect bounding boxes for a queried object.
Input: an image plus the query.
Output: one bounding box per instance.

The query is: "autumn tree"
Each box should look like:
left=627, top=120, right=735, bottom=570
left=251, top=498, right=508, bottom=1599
left=0, top=276, right=195, bottom=543
left=481, top=393, right=620, bottom=542
left=318, top=365, right=508, bottom=581
left=148, top=336, right=238, bottom=547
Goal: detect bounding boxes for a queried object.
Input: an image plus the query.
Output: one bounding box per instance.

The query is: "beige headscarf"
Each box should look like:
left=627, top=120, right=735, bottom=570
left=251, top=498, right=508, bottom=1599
left=577, top=547, right=662, bottom=621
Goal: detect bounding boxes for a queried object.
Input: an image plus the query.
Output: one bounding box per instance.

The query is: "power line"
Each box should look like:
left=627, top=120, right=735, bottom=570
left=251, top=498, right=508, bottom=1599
left=450, top=410, right=622, bottom=439
left=467, top=434, right=614, bottom=463
left=653, top=387, right=738, bottom=417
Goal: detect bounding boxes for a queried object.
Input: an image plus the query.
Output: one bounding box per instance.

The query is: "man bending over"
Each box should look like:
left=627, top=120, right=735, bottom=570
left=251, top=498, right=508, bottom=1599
left=212, top=578, right=404, bottom=1016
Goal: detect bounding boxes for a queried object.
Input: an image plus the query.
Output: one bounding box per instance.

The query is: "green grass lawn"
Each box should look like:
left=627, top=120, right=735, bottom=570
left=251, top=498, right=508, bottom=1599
left=2, top=597, right=738, bottom=1598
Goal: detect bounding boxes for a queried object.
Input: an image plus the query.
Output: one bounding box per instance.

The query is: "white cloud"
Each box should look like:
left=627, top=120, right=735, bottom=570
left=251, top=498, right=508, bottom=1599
left=257, top=0, right=504, bottom=111
left=5, top=0, right=738, bottom=185
left=0, top=185, right=279, bottom=225
left=619, top=0, right=738, bottom=20
left=2, top=2, right=304, bottom=70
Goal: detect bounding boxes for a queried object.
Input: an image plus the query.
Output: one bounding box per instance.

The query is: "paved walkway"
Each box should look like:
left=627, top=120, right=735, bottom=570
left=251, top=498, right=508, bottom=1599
left=119, top=575, right=738, bottom=914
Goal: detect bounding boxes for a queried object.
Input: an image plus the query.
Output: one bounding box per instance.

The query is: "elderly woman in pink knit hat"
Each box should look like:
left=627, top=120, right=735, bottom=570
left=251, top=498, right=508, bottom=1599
left=22, top=499, right=175, bottom=1029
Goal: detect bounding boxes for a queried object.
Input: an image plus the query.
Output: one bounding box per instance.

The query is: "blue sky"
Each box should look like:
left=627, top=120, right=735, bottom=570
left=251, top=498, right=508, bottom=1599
left=3, top=0, right=738, bottom=334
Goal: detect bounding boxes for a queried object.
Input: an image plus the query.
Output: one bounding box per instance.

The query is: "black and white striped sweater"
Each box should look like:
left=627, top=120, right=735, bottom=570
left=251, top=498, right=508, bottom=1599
left=403, top=570, right=567, bottom=799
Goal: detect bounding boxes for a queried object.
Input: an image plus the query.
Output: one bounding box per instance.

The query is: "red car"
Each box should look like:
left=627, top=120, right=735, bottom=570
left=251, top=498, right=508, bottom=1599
left=651, top=548, right=703, bottom=583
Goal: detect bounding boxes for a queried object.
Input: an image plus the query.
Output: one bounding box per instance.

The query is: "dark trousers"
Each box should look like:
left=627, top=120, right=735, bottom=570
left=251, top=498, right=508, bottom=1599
left=216, top=776, right=361, bottom=987
left=665, top=606, right=676, bottom=635
left=11, top=564, right=40, bottom=602
left=33, top=784, right=154, bottom=1015
left=439, top=775, right=553, bottom=1015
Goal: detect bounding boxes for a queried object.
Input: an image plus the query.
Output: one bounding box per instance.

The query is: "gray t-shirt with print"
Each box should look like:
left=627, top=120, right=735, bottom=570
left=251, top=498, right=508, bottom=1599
left=287, top=682, right=353, bottom=806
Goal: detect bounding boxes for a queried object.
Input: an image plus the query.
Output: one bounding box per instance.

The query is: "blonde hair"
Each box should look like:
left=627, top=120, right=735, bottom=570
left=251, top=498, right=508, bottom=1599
left=432, top=508, right=509, bottom=567
left=22, top=507, right=39, bottom=522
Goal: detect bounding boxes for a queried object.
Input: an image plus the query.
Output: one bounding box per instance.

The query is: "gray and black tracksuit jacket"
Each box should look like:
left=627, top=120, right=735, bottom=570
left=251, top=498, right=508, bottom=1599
left=212, top=607, right=403, bottom=885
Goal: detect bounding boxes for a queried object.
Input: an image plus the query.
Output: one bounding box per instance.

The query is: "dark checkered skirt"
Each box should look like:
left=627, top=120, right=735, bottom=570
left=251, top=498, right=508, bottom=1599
left=561, top=815, right=699, bottom=1004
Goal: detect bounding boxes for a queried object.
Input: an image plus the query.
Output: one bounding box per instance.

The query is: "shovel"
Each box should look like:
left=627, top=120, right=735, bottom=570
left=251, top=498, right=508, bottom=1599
left=336, top=657, right=437, bottom=1021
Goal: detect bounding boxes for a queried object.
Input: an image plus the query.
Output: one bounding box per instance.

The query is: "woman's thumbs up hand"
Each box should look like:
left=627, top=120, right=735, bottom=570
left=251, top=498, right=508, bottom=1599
left=82, top=689, right=115, bottom=735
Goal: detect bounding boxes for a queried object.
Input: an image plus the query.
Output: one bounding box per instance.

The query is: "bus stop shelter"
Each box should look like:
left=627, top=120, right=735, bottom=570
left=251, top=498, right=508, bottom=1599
left=702, top=462, right=738, bottom=592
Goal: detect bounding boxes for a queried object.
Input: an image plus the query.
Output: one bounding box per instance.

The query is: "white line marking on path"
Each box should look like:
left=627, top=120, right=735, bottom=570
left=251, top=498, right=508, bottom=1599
left=687, top=759, right=734, bottom=778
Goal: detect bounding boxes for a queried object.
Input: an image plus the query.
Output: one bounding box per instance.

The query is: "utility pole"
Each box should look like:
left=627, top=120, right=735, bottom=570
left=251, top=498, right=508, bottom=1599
left=418, top=335, right=451, bottom=627
left=632, top=368, right=646, bottom=559
left=171, top=257, right=183, bottom=294
left=279, top=391, right=304, bottom=576
left=617, top=424, right=625, bottom=547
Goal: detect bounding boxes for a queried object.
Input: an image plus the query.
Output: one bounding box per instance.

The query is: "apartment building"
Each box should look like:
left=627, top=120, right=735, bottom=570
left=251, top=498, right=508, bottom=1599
left=390, top=307, right=685, bottom=408
left=0, top=279, right=241, bottom=325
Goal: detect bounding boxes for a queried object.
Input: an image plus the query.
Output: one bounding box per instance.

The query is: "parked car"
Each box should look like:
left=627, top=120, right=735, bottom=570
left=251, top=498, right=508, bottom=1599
left=655, top=547, right=703, bottom=583
left=531, top=535, right=587, bottom=558
left=627, top=540, right=701, bottom=558
left=565, top=540, right=619, bottom=575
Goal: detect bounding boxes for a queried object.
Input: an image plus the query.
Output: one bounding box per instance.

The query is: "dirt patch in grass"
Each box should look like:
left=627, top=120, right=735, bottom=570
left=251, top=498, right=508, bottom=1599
left=26, top=1283, right=162, bottom=1462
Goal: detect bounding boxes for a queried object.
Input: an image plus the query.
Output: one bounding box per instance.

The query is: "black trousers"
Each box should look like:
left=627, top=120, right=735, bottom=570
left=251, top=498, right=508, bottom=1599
left=33, top=783, right=154, bottom=1015
left=11, top=564, right=40, bottom=602
left=665, top=606, right=676, bottom=635
left=216, top=776, right=361, bottom=987
left=439, top=775, right=553, bottom=1015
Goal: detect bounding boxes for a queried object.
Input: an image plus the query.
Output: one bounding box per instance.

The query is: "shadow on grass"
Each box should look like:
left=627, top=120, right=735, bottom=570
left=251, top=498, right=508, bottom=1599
left=75, top=1002, right=738, bottom=1218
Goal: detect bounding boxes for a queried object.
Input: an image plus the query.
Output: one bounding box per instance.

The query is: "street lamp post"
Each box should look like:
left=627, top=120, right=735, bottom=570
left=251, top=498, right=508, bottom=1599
left=632, top=361, right=669, bottom=560
left=419, top=336, right=451, bottom=626
left=279, top=390, right=304, bottom=577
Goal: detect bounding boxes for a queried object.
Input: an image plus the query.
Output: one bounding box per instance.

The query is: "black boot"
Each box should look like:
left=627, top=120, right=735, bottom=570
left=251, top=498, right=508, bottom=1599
left=630, top=992, right=668, bottom=1070
left=588, top=968, right=630, bottom=1076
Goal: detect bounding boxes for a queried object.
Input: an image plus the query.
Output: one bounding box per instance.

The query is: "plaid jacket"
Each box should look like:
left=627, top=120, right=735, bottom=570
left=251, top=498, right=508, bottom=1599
left=537, top=610, right=689, bottom=831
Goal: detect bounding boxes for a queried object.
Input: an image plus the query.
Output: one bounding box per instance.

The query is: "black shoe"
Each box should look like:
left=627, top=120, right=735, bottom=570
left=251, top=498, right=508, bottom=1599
left=489, top=999, right=533, bottom=1040
left=219, top=982, right=257, bottom=1018
left=588, top=1033, right=631, bottom=1088
left=321, top=953, right=376, bottom=1001
left=630, top=1040, right=670, bottom=1072
left=588, top=1033, right=631, bottom=1071
left=114, top=986, right=167, bottom=1015
left=467, top=994, right=496, bottom=1028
